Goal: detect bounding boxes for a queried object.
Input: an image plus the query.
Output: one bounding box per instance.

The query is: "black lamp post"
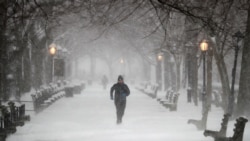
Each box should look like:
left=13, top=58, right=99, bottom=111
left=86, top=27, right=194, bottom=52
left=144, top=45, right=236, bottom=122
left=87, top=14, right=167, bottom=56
left=228, top=31, right=244, bottom=115
left=158, top=53, right=164, bottom=91
left=49, top=43, right=57, bottom=82
left=200, top=40, right=208, bottom=114
left=188, top=40, right=208, bottom=130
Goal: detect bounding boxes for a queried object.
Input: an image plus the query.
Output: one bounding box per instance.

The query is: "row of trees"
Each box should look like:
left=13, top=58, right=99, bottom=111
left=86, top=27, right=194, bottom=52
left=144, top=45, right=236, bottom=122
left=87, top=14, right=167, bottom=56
left=0, top=0, right=84, bottom=100
left=145, top=0, right=250, bottom=117
left=0, top=0, right=250, bottom=118
left=94, top=0, right=250, bottom=118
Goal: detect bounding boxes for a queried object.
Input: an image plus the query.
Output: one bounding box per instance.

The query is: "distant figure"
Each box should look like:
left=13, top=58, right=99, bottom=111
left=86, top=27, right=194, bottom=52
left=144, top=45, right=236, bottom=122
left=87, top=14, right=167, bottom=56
left=102, top=75, right=108, bottom=90
left=110, top=75, right=130, bottom=124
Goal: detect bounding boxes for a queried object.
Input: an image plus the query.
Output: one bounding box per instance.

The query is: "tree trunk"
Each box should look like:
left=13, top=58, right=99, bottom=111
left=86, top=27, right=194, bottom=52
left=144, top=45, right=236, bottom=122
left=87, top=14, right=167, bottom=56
left=176, top=59, right=181, bottom=91
left=164, top=52, right=171, bottom=89
left=143, top=58, right=150, bottom=81
left=212, top=38, right=230, bottom=112
left=236, top=4, right=250, bottom=117
left=90, top=55, right=96, bottom=80
left=170, top=59, right=177, bottom=91
left=0, top=31, right=8, bottom=100
left=172, top=54, right=182, bottom=92
left=33, top=50, right=43, bottom=89
left=206, top=48, right=213, bottom=110
left=187, top=45, right=198, bottom=105
left=0, top=3, right=8, bottom=100
left=192, top=49, right=199, bottom=106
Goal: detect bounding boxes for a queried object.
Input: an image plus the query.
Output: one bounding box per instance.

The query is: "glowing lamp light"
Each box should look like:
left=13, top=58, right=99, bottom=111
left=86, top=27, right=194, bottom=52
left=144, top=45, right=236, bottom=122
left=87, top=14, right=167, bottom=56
left=49, top=43, right=57, bottom=55
left=200, top=40, right=208, bottom=52
left=120, top=58, right=124, bottom=64
left=158, top=54, right=163, bottom=61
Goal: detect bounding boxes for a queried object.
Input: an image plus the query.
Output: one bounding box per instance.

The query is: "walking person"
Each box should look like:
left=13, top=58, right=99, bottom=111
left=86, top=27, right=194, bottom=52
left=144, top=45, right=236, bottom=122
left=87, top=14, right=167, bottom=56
left=110, top=75, right=130, bottom=124
left=101, top=75, right=108, bottom=90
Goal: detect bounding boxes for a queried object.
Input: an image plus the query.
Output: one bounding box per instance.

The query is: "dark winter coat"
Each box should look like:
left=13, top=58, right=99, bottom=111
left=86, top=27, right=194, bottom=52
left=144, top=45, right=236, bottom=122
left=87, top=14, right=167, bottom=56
left=110, top=83, right=130, bottom=102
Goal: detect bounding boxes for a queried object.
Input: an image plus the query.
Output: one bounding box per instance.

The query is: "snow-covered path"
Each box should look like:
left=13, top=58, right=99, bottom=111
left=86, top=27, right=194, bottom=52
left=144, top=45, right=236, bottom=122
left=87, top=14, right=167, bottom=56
left=6, top=84, right=250, bottom=141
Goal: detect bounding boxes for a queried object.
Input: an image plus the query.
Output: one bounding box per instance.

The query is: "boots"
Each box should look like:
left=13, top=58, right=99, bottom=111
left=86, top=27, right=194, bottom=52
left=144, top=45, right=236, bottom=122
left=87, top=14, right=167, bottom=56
left=117, top=118, right=122, bottom=124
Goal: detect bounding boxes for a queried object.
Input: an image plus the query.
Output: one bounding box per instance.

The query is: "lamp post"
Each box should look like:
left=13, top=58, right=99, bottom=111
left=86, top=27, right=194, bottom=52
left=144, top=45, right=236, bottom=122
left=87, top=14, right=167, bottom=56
left=169, top=56, right=175, bottom=91
left=157, top=53, right=165, bottom=91
left=187, top=40, right=208, bottom=130
left=228, top=31, right=244, bottom=115
left=120, top=58, right=124, bottom=64
left=200, top=40, right=208, bottom=114
left=120, top=58, right=125, bottom=75
left=49, top=43, right=57, bottom=82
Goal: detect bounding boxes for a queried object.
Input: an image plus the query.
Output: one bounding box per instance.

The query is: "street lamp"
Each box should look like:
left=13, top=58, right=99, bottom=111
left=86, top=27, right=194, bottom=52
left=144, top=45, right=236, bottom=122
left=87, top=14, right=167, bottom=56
left=120, top=58, right=125, bottom=75
left=188, top=40, right=208, bottom=130
left=228, top=31, right=244, bottom=115
left=157, top=54, right=163, bottom=61
left=49, top=43, right=57, bottom=82
left=120, top=58, right=124, bottom=64
left=200, top=40, right=208, bottom=113
left=200, top=40, right=208, bottom=129
left=158, top=53, right=164, bottom=91
left=49, top=43, right=57, bottom=55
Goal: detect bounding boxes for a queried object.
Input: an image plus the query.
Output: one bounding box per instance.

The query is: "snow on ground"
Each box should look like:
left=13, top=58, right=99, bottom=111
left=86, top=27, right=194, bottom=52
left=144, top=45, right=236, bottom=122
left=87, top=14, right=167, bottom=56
left=6, top=83, right=250, bottom=141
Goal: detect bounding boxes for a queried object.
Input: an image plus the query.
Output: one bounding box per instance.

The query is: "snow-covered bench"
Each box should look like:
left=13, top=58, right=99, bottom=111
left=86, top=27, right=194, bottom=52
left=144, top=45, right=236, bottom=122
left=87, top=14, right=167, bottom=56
left=204, top=116, right=248, bottom=141
left=211, top=90, right=223, bottom=107
left=31, top=82, right=66, bottom=113
left=43, top=91, right=65, bottom=105
left=158, top=90, right=179, bottom=111
left=68, top=81, right=86, bottom=95
left=144, top=83, right=158, bottom=99
left=135, top=82, right=158, bottom=99
left=73, top=84, right=82, bottom=94
left=135, top=81, right=149, bottom=92
left=0, top=102, right=30, bottom=140
left=204, top=113, right=231, bottom=139
left=156, top=88, right=173, bottom=101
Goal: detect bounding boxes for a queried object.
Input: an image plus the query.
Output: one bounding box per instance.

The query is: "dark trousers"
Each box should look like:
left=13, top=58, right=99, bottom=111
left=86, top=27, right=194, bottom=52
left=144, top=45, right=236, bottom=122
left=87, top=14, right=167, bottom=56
left=115, top=100, right=126, bottom=121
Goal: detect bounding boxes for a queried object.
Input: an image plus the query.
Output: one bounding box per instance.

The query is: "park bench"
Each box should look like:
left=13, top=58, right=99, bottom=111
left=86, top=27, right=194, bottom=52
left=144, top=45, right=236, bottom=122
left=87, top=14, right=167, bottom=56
left=16, top=104, right=31, bottom=122
left=144, top=83, right=158, bottom=98
left=136, top=82, right=158, bottom=98
left=0, top=102, right=30, bottom=141
left=0, top=104, right=16, bottom=136
left=7, top=102, right=30, bottom=127
left=204, top=113, right=231, bottom=138
left=65, top=86, right=74, bottom=97
left=31, top=91, right=48, bottom=112
left=157, top=88, right=173, bottom=101
left=67, top=81, right=86, bottom=95
left=205, top=116, right=248, bottom=141
left=73, top=84, right=82, bottom=94
left=135, top=81, right=149, bottom=92
left=43, top=84, right=65, bottom=105
left=31, top=83, right=66, bottom=113
left=211, top=90, right=223, bottom=107
left=159, top=90, right=180, bottom=111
